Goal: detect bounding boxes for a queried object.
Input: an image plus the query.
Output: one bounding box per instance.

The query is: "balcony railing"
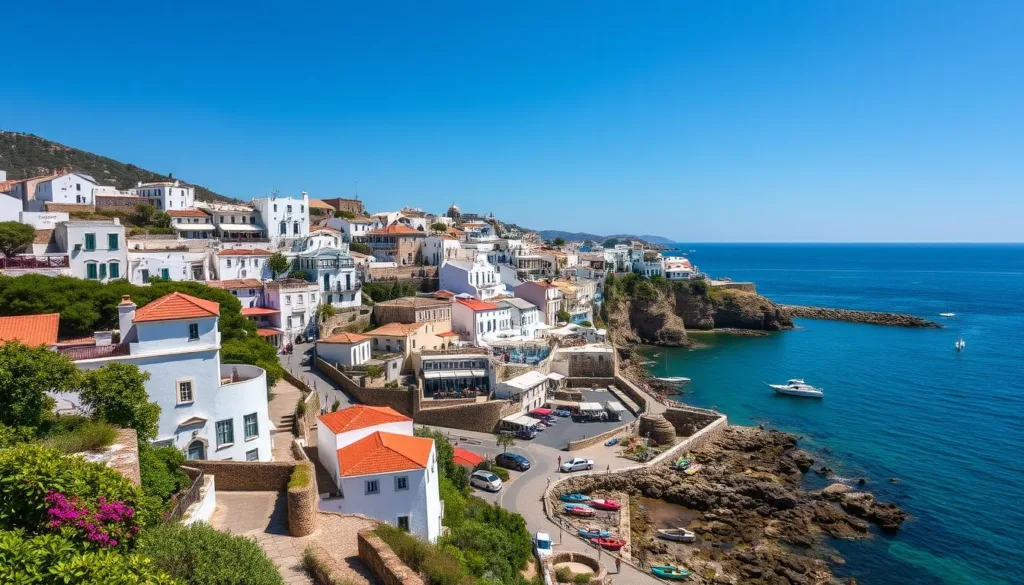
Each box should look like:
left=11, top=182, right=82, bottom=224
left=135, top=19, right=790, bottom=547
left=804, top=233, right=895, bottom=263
left=0, top=255, right=69, bottom=269
left=323, top=282, right=362, bottom=293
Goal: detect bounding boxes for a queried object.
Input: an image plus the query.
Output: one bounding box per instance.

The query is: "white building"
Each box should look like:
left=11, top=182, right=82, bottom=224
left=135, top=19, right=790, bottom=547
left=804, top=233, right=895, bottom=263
left=127, top=243, right=210, bottom=284
left=263, top=279, right=319, bottom=343
left=422, top=235, right=461, bottom=266
left=316, top=405, right=442, bottom=542
left=206, top=279, right=265, bottom=309
left=451, top=298, right=514, bottom=346
left=252, top=192, right=309, bottom=247
left=439, top=257, right=505, bottom=300
left=316, top=333, right=371, bottom=367
left=54, top=219, right=127, bottom=282
left=664, top=257, right=696, bottom=280
left=201, top=203, right=267, bottom=242
left=494, top=370, right=550, bottom=412
left=215, top=248, right=274, bottom=281
left=496, top=298, right=542, bottom=339
left=62, top=292, right=273, bottom=462
left=169, top=209, right=216, bottom=239
left=631, top=247, right=663, bottom=277
left=130, top=181, right=195, bottom=211
left=295, top=247, right=361, bottom=310
left=31, top=172, right=98, bottom=207
left=327, top=215, right=380, bottom=243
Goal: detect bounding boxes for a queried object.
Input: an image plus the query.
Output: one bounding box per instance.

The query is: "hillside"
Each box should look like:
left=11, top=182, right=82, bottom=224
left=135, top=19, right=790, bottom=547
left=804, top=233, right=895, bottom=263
left=537, top=230, right=672, bottom=246
left=0, top=131, right=237, bottom=203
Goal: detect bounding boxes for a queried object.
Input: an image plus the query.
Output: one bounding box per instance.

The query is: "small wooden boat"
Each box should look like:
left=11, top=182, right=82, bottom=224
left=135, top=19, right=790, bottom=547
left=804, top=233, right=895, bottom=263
left=684, top=463, right=703, bottom=475
left=578, top=527, right=611, bottom=539
left=656, top=527, right=696, bottom=543
left=563, top=504, right=596, bottom=517
left=589, top=537, right=626, bottom=551
left=560, top=493, right=591, bottom=503
left=589, top=498, right=622, bottom=511
left=651, top=565, right=691, bottom=580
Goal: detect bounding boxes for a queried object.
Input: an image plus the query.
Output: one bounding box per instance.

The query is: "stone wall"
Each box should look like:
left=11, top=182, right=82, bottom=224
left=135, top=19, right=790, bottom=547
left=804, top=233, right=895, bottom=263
left=95, top=195, right=143, bottom=210
left=710, top=281, right=757, bottom=293
left=357, top=530, right=426, bottom=585
left=495, top=362, right=546, bottom=383
left=567, top=352, right=615, bottom=377
left=303, top=545, right=348, bottom=585
left=316, top=357, right=414, bottom=416
left=663, top=405, right=723, bottom=437
left=565, top=376, right=615, bottom=389
left=412, top=399, right=521, bottom=433
left=366, top=266, right=438, bottom=281
left=417, top=396, right=479, bottom=409
left=566, top=419, right=638, bottom=451
left=186, top=460, right=295, bottom=491
left=287, top=461, right=318, bottom=537
left=545, top=552, right=610, bottom=585
left=612, top=374, right=649, bottom=414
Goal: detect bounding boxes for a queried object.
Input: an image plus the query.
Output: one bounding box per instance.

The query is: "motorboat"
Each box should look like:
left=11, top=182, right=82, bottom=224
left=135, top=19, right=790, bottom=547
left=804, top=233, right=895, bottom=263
left=589, top=498, right=622, bottom=511
left=578, top=527, right=611, bottom=539
left=560, top=493, right=591, bottom=503
left=651, top=565, right=692, bottom=580
left=768, top=379, right=824, bottom=398
left=589, top=537, right=626, bottom=551
left=563, top=504, right=597, bottom=517
left=656, top=528, right=696, bottom=543
left=939, top=312, right=956, bottom=317
left=955, top=337, right=966, bottom=351
left=655, top=377, right=691, bottom=386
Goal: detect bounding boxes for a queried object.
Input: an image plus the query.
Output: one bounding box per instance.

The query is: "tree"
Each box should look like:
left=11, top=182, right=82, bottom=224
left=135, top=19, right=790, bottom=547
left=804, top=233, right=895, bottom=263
left=267, top=252, right=290, bottom=278
left=556, top=309, right=572, bottom=323
left=0, top=221, right=35, bottom=258
left=0, top=343, right=79, bottom=429
left=553, top=237, right=566, bottom=247
left=79, top=363, right=160, bottom=441
left=333, top=210, right=355, bottom=219
left=287, top=269, right=310, bottom=280
left=365, top=365, right=384, bottom=384
left=429, top=222, right=448, bottom=233
left=349, top=241, right=372, bottom=255
left=316, top=303, right=337, bottom=324
left=151, top=210, right=172, bottom=229
left=495, top=432, right=516, bottom=453
left=132, top=204, right=156, bottom=226
left=602, top=238, right=619, bottom=248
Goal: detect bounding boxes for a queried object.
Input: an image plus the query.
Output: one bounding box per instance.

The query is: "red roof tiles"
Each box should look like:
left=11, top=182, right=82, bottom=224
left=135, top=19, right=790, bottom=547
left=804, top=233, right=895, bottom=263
left=365, top=322, right=426, bottom=337
left=241, top=307, right=279, bottom=316
left=0, top=313, right=60, bottom=347
left=318, top=405, right=412, bottom=435
left=337, top=431, right=433, bottom=477
left=319, top=332, right=369, bottom=344
left=167, top=209, right=209, bottom=218
left=133, top=292, right=220, bottom=323
left=367, top=224, right=424, bottom=236
left=205, top=279, right=265, bottom=289
left=456, top=298, right=500, bottom=312
left=453, top=447, right=484, bottom=468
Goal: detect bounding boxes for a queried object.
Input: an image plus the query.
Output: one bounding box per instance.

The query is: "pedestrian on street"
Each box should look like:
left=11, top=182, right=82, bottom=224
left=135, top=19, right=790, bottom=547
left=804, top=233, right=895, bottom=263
left=615, top=558, right=621, bottom=573
left=557, top=455, right=562, bottom=469
left=606, top=464, right=611, bottom=474
left=313, top=380, right=317, bottom=392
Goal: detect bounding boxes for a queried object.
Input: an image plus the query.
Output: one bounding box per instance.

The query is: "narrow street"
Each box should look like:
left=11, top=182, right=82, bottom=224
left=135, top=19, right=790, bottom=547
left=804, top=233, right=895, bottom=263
left=278, top=341, right=356, bottom=413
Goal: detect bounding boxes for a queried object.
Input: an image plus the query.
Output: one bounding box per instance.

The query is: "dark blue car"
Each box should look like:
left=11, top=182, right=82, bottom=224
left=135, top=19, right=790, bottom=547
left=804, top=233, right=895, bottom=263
left=495, top=452, right=531, bottom=471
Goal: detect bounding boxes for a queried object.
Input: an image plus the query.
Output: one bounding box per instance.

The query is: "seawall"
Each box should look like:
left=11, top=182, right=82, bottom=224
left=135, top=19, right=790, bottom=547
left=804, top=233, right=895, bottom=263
left=781, top=305, right=941, bottom=328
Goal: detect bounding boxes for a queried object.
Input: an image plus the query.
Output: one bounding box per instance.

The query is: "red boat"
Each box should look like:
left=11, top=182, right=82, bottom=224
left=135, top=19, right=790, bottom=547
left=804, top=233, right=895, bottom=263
left=589, top=537, right=626, bottom=551
left=589, top=498, right=622, bottom=511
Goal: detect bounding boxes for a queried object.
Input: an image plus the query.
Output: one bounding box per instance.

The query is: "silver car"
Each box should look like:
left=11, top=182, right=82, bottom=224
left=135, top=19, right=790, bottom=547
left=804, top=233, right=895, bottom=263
left=470, top=470, right=503, bottom=492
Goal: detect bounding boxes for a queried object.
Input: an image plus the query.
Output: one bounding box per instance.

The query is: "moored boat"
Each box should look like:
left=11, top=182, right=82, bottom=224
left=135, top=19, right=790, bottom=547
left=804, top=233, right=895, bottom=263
left=767, top=379, right=824, bottom=398
left=578, top=527, right=611, bottom=539
left=589, top=537, right=626, bottom=551
left=563, top=504, right=596, bottom=516
left=655, top=376, right=691, bottom=386
left=560, top=493, right=591, bottom=503
left=589, top=498, right=622, bottom=511
left=656, top=528, right=696, bottom=543
left=651, top=564, right=691, bottom=580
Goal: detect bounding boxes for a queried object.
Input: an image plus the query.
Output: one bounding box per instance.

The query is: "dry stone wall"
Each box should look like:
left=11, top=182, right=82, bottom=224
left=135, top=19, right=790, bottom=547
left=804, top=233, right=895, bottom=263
left=357, top=530, right=426, bottom=585
left=287, top=461, right=318, bottom=537
left=186, top=460, right=295, bottom=491
left=316, top=357, right=414, bottom=415
left=412, top=399, right=521, bottom=433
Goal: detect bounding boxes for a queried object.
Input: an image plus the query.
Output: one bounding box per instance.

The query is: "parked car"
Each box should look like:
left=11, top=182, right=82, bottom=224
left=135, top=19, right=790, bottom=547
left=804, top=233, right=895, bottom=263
left=495, top=452, right=531, bottom=471
left=534, top=532, right=553, bottom=559
left=554, top=409, right=572, bottom=417
left=560, top=457, right=595, bottom=473
left=470, top=470, right=503, bottom=492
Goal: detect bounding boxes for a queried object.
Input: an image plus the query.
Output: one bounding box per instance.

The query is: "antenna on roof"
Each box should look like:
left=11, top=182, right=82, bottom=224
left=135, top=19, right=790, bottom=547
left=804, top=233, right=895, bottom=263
left=354, top=181, right=360, bottom=200
left=271, top=189, right=279, bottom=200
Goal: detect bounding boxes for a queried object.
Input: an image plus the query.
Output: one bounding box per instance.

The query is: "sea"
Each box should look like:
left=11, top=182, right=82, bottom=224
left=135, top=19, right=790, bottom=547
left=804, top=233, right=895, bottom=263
left=643, top=244, right=1024, bottom=585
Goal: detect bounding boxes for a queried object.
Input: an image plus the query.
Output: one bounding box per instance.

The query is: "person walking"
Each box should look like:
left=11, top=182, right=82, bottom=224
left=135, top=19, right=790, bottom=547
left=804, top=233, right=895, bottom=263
left=615, top=558, right=621, bottom=574
left=557, top=455, right=562, bottom=470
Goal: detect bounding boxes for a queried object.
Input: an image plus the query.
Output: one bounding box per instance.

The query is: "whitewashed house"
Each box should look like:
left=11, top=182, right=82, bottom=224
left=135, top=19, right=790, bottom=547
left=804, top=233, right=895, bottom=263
left=169, top=209, right=216, bottom=239
left=295, top=247, right=361, bottom=310
left=494, top=370, right=550, bottom=412
left=316, top=333, right=371, bottom=367
left=664, top=257, right=696, bottom=280
left=327, top=215, right=379, bottom=243
left=316, top=405, right=442, bottom=542
left=206, top=279, right=265, bottom=309
left=31, top=172, right=98, bottom=207
left=263, top=279, right=319, bottom=343
left=202, top=203, right=267, bottom=241
left=62, top=292, right=273, bottom=462
left=215, top=248, right=274, bottom=281
left=422, top=235, right=461, bottom=266
left=126, top=244, right=210, bottom=284
left=497, top=298, right=542, bottom=338
left=439, top=257, right=505, bottom=300
left=130, top=181, right=195, bottom=211
left=451, top=298, right=514, bottom=346
left=252, top=192, right=309, bottom=248
left=54, top=219, right=127, bottom=282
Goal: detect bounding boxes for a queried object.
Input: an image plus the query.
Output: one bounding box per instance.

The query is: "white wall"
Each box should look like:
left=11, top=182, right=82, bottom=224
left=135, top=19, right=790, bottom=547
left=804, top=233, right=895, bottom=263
left=0, top=193, right=22, bottom=222
left=37, top=174, right=96, bottom=205
left=128, top=251, right=209, bottom=284
left=316, top=340, right=371, bottom=367
left=56, top=222, right=128, bottom=282
left=252, top=193, right=309, bottom=245
left=217, top=254, right=272, bottom=281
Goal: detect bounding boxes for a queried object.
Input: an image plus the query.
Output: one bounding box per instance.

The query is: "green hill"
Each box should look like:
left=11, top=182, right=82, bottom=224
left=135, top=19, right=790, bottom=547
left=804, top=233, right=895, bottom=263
left=0, top=131, right=237, bottom=203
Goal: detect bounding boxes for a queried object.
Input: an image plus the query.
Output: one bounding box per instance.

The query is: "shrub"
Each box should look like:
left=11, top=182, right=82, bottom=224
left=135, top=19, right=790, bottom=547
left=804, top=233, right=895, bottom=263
left=331, top=399, right=341, bottom=412
left=302, top=545, right=359, bottom=585
left=374, top=524, right=474, bottom=585
left=0, top=530, right=181, bottom=584
left=474, top=461, right=509, bottom=482
left=556, top=309, right=571, bottom=323
left=295, top=396, right=308, bottom=417
left=580, top=320, right=593, bottom=327
left=334, top=210, right=356, bottom=219
left=289, top=463, right=311, bottom=489
left=79, top=363, right=160, bottom=441
left=555, top=566, right=573, bottom=582
left=572, top=572, right=592, bottom=584
left=0, top=342, right=79, bottom=429
left=0, top=423, right=35, bottom=448
left=138, top=443, right=190, bottom=504
left=137, top=523, right=285, bottom=585
left=42, top=420, right=118, bottom=453
left=148, top=227, right=174, bottom=235
left=44, top=491, right=139, bottom=548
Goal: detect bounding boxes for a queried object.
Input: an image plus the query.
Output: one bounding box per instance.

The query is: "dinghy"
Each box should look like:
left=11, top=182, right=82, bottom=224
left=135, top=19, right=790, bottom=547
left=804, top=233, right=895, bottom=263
left=656, top=528, right=696, bottom=543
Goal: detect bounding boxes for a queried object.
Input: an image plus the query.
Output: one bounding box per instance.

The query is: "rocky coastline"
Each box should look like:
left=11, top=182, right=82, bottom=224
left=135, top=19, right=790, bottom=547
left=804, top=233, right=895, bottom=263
left=781, top=305, right=941, bottom=328
left=554, top=426, right=907, bottom=585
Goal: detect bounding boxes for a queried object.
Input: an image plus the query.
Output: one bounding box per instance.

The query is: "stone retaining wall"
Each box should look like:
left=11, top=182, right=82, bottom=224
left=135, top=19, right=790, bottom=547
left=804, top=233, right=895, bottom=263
left=303, top=545, right=346, bottom=585
left=187, top=460, right=295, bottom=491
left=412, top=399, right=522, bottom=433
left=287, top=461, right=318, bottom=537
left=316, top=357, right=414, bottom=415
left=663, top=406, right=723, bottom=437
left=546, top=551, right=610, bottom=585
left=565, top=376, right=616, bottom=388
left=612, top=374, right=649, bottom=414
left=566, top=419, right=639, bottom=451
left=357, top=530, right=426, bottom=585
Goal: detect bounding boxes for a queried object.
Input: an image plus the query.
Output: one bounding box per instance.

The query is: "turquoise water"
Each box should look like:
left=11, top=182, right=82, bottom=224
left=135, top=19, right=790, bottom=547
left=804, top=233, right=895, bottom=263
left=646, top=244, right=1024, bottom=585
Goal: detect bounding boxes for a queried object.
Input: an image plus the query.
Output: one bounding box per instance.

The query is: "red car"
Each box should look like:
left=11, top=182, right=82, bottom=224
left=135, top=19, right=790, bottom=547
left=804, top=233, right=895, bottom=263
left=588, top=498, right=622, bottom=511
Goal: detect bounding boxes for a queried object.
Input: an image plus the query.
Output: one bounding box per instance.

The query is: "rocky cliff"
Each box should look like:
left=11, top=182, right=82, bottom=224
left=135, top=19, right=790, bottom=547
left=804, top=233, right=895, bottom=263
left=603, top=276, right=792, bottom=347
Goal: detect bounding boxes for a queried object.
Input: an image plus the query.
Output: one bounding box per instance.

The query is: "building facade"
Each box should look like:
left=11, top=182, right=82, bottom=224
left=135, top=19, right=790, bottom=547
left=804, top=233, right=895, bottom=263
left=54, top=219, right=127, bottom=282
left=514, top=281, right=564, bottom=325
left=438, top=257, right=505, bottom=300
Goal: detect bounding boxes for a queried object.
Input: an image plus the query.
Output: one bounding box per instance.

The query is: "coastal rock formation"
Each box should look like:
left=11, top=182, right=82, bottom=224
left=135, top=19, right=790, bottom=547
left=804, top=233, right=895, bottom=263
left=553, top=426, right=906, bottom=584
left=781, top=305, right=941, bottom=328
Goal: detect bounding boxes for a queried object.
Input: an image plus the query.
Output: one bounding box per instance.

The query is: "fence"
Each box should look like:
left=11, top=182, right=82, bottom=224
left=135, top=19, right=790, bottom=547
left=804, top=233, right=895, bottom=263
left=0, top=255, right=69, bottom=269
left=164, top=466, right=204, bottom=524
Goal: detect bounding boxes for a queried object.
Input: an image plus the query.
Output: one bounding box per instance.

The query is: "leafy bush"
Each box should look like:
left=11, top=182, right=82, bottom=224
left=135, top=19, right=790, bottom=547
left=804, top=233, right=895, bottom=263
left=45, top=491, right=139, bottom=547
left=79, top=363, right=160, bottom=441
left=333, top=210, right=356, bottom=219
left=136, top=523, right=285, bottom=585
left=0, top=530, right=181, bottom=585
left=349, top=241, right=372, bottom=255
left=295, top=396, right=308, bottom=417
left=474, top=461, right=509, bottom=482
left=556, top=309, right=571, bottom=323
left=440, top=497, right=533, bottom=584
left=572, top=572, right=592, bottom=584
left=0, top=423, right=35, bottom=448
left=42, top=420, right=118, bottom=453
left=0, top=221, right=36, bottom=257
left=302, top=545, right=359, bottom=585
left=138, top=443, right=190, bottom=504
left=555, top=566, right=573, bottom=582
left=361, top=280, right=418, bottom=303
left=374, top=524, right=475, bottom=585
left=415, top=426, right=466, bottom=491
left=580, top=320, right=593, bottom=327
left=0, top=342, right=79, bottom=429
left=222, top=336, right=284, bottom=387
left=148, top=227, right=174, bottom=235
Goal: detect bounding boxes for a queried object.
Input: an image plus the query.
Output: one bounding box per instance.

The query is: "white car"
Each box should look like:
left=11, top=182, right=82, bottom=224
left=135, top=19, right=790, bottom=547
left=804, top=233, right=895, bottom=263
left=534, top=532, right=553, bottom=559
left=560, top=457, right=595, bottom=473
left=470, top=470, right=503, bottom=492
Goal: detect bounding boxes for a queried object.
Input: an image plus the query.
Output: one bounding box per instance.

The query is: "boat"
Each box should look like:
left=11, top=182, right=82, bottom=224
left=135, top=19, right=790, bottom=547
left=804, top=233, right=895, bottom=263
left=655, top=377, right=691, bottom=386
left=578, top=527, right=611, bottom=539
left=939, top=312, right=956, bottom=317
left=589, top=498, right=622, bottom=511
left=684, top=463, right=703, bottom=475
left=651, top=565, right=691, bottom=580
left=605, top=437, right=619, bottom=447
left=767, top=379, right=824, bottom=398
left=560, top=493, right=591, bottom=503
left=671, top=457, right=693, bottom=470
left=955, top=337, right=966, bottom=351
left=589, top=537, right=626, bottom=551
left=563, top=504, right=596, bottom=517
left=656, top=528, right=696, bottom=543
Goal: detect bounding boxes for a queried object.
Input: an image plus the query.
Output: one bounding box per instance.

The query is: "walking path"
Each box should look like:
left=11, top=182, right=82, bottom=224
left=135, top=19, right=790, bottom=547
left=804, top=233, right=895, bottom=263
left=269, top=379, right=304, bottom=461
left=279, top=341, right=356, bottom=412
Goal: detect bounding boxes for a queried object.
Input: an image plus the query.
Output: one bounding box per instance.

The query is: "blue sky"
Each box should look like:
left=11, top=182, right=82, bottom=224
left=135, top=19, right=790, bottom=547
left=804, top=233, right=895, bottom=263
left=3, top=1, right=1022, bottom=242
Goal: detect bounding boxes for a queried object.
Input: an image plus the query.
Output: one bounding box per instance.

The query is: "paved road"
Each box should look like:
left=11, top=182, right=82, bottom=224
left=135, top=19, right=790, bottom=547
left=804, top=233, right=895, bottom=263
left=278, top=342, right=356, bottom=413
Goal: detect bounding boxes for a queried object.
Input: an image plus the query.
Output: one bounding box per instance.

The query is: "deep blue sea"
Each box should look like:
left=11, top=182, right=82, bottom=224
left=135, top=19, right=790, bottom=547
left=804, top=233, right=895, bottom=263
left=645, top=244, right=1024, bottom=585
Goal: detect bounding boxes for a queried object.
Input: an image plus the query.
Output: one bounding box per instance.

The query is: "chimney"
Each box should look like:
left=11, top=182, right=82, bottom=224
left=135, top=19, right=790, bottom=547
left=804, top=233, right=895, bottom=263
left=118, top=295, right=137, bottom=342
left=137, top=181, right=142, bottom=187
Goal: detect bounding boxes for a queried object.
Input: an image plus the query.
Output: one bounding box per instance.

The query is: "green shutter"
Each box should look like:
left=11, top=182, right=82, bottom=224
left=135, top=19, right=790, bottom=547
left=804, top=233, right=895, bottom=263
left=86, top=263, right=97, bottom=279
left=99, top=263, right=107, bottom=279
left=108, top=233, right=118, bottom=250
left=161, top=268, right=169, bottom=279
left=109, top=263, right=120, bottom=279
left=84, top=233, right=96, bottom=251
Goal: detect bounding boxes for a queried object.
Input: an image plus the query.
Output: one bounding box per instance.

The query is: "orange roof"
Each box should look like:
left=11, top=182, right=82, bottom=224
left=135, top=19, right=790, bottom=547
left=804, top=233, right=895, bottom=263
left=365, top=322, right=425, bottom=337
left=367, top=224, right=424, bottom=236
left=256, top=328, right=281, bottom=337
left=216, top=248, right=273, bottom=256
left=456, top=298, right=500, bottom=312
left=438, top=331, right=460, bottom=338
left=0, top=313, right=60, bottom=347
left=446, top=227, right=466, bottom=235
left=133, top=292, right=220, bottom=323
left=309, top=199, right=335, bottom=210
left=434, top=290, right=456, bottom=299
left=453, top=447, right=484, bottom=467
left=337, top=431, right=433, bottom=477
left=167, top=209, right=209, bottom=218
left=241, top=307, right=279, bottom=316
left=318, top=405, right=411, bottom=434
left=205, top=279, right=264, bottom=289
left=319, top=332, right=369, bottom=344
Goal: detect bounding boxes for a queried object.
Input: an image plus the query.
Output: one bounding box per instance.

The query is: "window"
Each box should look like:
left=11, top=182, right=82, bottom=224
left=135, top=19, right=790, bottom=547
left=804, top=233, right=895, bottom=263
left=397, top=516, right=410, bottom=532
left=365, top=480, right=380, bottom=494
left=161, top=268, right=169, bottom=279
left=108, top=262, right=120, bottom=279
left=177, top=380, right=194, bottom=404
left=293, top=222, right=299, bottom=234
left=141, top=269, right=149, bottom=282
left=287, top=205, right=292, bottom=213
left=246, top=449, right=259, bottom=461
left=99, top=263, right=107, bottom=279
left=285, top=295, right=291, bottom=305
left=273, top=204, right=278, bottom=212
left=216, top=419, right=234, bottom=446
left=188, top=323, right=200, bottom=340
left=84, top=233, right=96, bottom=251
left=244, top=413, right=258, bottom=439
left=226, top=259, right=232, bottom=268
left=395, top=476, right=409, bottom=491
left=86, top=263, right=98, bottom=280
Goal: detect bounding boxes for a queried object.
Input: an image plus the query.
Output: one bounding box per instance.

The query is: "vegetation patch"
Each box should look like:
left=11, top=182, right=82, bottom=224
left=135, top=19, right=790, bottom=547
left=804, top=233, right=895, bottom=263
left=136, top=523, right=285, bottom=585
left=41, top=419, right=118, bottom=454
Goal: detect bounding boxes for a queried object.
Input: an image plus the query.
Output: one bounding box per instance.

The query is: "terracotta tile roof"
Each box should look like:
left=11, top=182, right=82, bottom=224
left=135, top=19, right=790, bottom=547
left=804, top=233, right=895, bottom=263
left=453, top=447, right=484, bottom=467
left=434, top=290, right=456, bottom=299
left=374, top=297, right=449, bottom=309
left=0, top=180, right=19, bottom=193
left=241, top=307, right=279, bottom=316
left=257, top=328, right=281, bottom=337
left=54, top=336, right=96, bottom=347
left=364, top=322, right=425, bottom=337
left=167, top=209, right=209, bottom=218
left=205, top=279, right=265, bottom=289
left=319, top=332, right=369, bottom=344
left=60, top=344, right=131, bottom=361
left=456, top=298, right=500, bottom=312
left=367, top=224, right=424, bottom=236
left=309, top=199, right=335, bottom=210
left=0, top=313, right=60, bottom=346
left=216, top=248, right=273, bottom=256
left=337, top=431, right=433, bottom=477
left=133, top=292, right=220, bottom=323
left=438, top=331, right=460, bottom=338
left=318, top=405, right=411, bottom=435
left=446, top=227, right=466, bottom=235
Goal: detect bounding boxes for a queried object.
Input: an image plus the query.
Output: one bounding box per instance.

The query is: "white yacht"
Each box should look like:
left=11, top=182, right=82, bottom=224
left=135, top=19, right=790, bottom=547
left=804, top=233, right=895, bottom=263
left=768, top=379, right=824, bottom=398
left=955, top=337, right=965, bottom=351
left=656, top=376, right=691, bottom=386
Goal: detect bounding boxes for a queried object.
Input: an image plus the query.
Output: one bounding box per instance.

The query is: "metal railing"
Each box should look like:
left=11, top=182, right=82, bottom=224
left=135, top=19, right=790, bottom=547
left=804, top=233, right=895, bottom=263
left=164, top=467, right=204, bottom=524
left=0, top=255, right=69, bottom=269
